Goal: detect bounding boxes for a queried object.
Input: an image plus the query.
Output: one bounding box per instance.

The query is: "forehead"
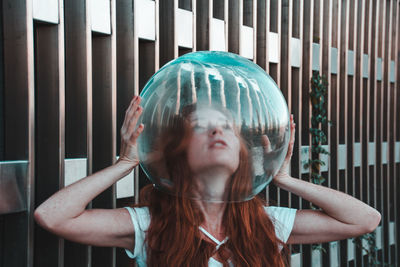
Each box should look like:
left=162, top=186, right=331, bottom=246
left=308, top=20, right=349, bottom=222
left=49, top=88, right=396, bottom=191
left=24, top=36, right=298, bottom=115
left=189, top=107, right=229, bottom=123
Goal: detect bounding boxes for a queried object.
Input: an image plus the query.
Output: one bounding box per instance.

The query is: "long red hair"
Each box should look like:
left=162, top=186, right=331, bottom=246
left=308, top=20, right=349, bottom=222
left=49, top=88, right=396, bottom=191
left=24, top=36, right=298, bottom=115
left=136, top=106, right=288, bottom=266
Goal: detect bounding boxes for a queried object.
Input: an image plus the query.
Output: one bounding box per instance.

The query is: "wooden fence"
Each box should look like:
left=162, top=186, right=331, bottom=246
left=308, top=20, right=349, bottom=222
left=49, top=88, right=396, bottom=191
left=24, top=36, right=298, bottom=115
left=0, top=0, right=399, bottom=266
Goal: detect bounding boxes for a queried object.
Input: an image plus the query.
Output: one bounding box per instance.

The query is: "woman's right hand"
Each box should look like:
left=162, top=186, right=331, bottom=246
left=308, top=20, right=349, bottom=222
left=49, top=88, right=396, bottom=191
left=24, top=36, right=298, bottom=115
left=117, top=95, right=144, bottom=168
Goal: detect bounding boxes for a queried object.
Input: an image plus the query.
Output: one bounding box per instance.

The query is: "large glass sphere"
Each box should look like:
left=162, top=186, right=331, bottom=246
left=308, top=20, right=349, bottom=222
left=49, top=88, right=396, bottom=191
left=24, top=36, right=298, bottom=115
left=138, top=51, right=290, bottom=202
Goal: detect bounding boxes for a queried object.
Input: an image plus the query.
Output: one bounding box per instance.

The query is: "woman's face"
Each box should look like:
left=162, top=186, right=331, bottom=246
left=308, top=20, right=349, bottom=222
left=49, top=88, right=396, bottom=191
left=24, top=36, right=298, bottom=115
left=186, top=107, right=241, bottom=176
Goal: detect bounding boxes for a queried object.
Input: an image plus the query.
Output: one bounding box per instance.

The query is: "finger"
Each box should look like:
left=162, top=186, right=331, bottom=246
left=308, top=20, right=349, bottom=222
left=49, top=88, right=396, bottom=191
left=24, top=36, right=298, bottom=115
left=261, top=135, right=272, bottom=153
left=130, top=123, right=144, bottom=143
left=261, top=135, right=270, bottom=146
left=126, top=105, right=143, bottom=136
left=122, top=96, right=138, bottom=127
left=286, top=130, right=295, bottom=160
left=123, top=97, right=142, bottom=133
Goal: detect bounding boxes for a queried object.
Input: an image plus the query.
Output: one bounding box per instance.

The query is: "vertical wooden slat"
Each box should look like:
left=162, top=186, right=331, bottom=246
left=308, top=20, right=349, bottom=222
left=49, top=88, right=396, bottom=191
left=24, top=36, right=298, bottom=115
left=256, top=0, right=269, bottom=71
left=289, top=1, right=303, bottom=263
left=1, top=0, right=35, bottom=266
left=365, top=0, right=373, bottom=212
left=368, top=1, right=377, bottom=230
left=290, top=0, right=301, bottom=210
left=2, top=2, right=31, bottom=160
left=300, top=0, right=314, bottom=265
left=116, top=0, right=136, bottom=158
left=64, top=0, right=92, bottom=264
left=381, top=0, right=389, bottom=264
left=355, top=1, right=366, bottom=265
left=0, top=0, right=4, bottom=161
left=159, top=0, right=177, bottom=66
left=196, top=0, right=211, bottom=51
left=115, top=0, right=138, bottom=210
left=382, top=0, right=391, bottom=264
left=192, top=0, right=197, bottom=52
left=252, top=0, right=257, bottom=61
left=369, top=1, right=379, bottom=264
left=228, top=0, right=241, bottom=54
left=389, top=2, right=397, bottom=265
left=279, top=0, right=291, bottom=215
left=338, top=0, right=349, bottom=264
left=346, top=6, right=355, bottom=266
left=280, top=0, right=291, bottom=106
left=91, top=1, right=117, bottom=266
left=395, top=1, right=400, bottom=264
left=361, top=2, right=370, bottom=264
left=268, top=0, right=280, bottom=83
left=329, top=0, right=341, bottom=266
left=388, top=1, right=397, bottom=264
left=320, top=0, right=332, bottom=265
left=33, top=1, right=65, bottom=266
left=375, top=0, right=384, bottom=263
left=0, top=1, right=3, bottom=259
left=395, top=2, right=400, bottom=264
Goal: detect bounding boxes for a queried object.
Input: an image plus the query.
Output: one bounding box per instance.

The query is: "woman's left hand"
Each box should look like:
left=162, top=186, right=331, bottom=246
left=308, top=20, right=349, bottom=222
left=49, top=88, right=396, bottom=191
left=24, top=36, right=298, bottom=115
left=273, top=114, right=295, bottom=182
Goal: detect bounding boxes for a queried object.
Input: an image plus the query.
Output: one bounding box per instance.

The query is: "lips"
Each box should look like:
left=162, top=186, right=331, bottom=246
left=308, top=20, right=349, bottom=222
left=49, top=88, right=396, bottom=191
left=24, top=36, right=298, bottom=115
left=209, top=139, right=228, bottom=148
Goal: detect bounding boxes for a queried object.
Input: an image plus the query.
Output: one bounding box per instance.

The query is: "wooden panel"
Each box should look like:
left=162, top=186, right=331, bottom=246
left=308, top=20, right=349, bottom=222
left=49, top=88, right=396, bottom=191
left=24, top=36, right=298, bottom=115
left=256, top=0, right=269, bottom=71
left=351, top=0, right=364, bottom=263
left=228, top=0, right=241, bottom=54
left=374, top=0, right=384, bottom=264
left=395, top=1, right=400, bottom=264
left=299, top=2, right=313, bottom=265
left=179, top=0, right=192, bottom=10
left=159, top=0, right=177, bottom=66
left=0, top=2, right=3, bottom=161
left=33, top=10, right=65, bottom=267
left=320, top=1, right=333, bottom=264
left=63, top=0, right=92, bottom=266
left=0, top=0, right=400, bottom=266
left=115, top=1, right=137, bottom=265
left=116, top=0, right=137, bottom=159
left=380, top=1, right=388, bottom=265
left=280, top=0, right=291, bottom=101
left=267, top=0, right=281, bottom=229
left=279, top=0, right=290, bottom=210
left=91, top=0, right=117, bottom=266
left=1, top=0, right=35, bottom=266
left=289, top=2, right=302, bottom=228
left=196, top=0, right=211, bottom=50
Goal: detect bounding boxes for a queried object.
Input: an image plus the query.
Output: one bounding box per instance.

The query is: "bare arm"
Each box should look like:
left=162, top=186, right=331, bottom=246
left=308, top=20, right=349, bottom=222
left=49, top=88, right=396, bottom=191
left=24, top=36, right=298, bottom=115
left=273, top=115, right=381, bottom=244
left=34, top=96, right=144, bottom=249
left=277, top=176, right=381, bottom=244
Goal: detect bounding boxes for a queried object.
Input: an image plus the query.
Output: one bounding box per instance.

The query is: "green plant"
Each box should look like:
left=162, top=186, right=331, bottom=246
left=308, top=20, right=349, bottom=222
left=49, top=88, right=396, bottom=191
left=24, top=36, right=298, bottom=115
left=352, top=233, right=392, bottom=266
left=304, top=71, right=330, bottom=185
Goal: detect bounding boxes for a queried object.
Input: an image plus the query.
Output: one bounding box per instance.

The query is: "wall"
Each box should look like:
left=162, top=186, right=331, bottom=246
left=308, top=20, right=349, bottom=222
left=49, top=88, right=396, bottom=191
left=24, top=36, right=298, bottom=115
left=0, top=0, right=399, bottom=266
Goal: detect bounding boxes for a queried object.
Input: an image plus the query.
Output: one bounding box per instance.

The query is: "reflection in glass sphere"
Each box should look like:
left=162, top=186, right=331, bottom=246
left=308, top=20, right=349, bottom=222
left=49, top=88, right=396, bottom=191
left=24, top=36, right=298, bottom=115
left=138, top=51, right=290, bottom=202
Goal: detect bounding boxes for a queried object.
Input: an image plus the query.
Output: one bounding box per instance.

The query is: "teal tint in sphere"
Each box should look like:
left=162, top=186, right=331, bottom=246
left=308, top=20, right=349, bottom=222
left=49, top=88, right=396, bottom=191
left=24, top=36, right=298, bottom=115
left=138, top=51, right=290, bottom=202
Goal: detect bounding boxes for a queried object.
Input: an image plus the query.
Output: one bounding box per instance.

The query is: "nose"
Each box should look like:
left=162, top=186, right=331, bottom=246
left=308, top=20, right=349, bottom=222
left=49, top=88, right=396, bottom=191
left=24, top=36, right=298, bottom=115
left=209, top=124, right=223, bottom=136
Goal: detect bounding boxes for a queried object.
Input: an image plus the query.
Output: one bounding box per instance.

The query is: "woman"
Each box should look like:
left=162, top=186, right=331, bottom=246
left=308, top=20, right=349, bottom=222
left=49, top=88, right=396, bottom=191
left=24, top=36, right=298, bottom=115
left=34, top=96, right=381, bottom=266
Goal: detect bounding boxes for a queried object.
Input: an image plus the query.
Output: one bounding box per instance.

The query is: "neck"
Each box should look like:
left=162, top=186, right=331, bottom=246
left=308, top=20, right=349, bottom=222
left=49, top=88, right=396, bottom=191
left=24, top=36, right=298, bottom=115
left=191, top=168, right=231, bottom=239
left=196, top=200, right=227, bottom=239
left=192, top=167, right=231, bottom=201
